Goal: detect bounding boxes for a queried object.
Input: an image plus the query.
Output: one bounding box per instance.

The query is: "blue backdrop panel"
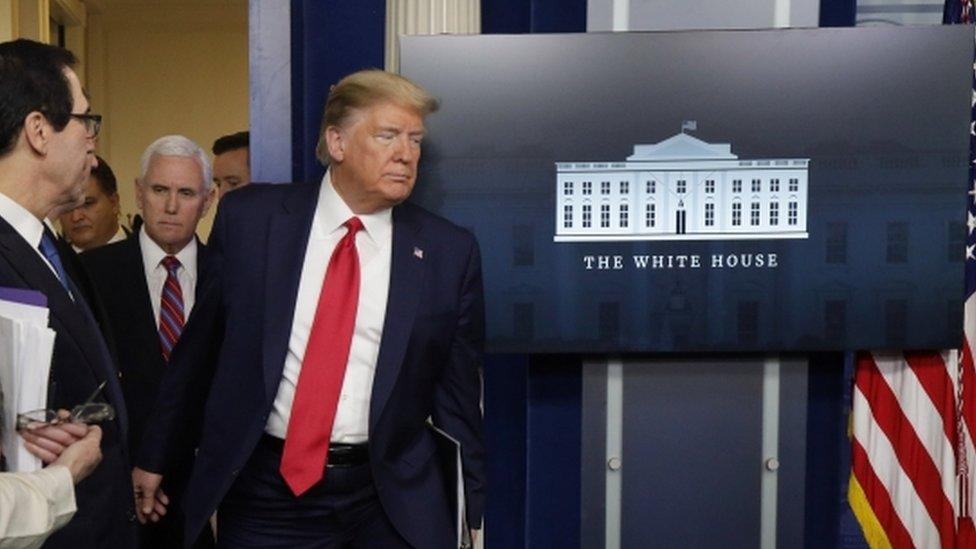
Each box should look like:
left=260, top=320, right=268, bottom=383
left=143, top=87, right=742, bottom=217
left=525, top=356, right=581, bottom=548
left=482, top=0, right=587, bottom=34
left=289, top=0, right=386, bottom=183
left=483, top=355, right=529, bottom=548
left=820, top=0, right=857, bottom=27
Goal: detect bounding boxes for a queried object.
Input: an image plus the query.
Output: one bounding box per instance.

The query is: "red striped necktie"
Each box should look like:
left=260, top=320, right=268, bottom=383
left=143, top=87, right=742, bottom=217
left=281, top=217, right=363, bottom=496
left=158, top=255, right=185, bottom=362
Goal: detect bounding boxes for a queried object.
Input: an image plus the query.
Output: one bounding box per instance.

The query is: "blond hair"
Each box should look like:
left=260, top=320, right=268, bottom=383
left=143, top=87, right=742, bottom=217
left=315, top=69, right=439, bottom=165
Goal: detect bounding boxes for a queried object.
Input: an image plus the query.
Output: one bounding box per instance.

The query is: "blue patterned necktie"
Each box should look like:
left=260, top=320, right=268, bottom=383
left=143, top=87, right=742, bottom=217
left=38, top=230, right=70, bottom=293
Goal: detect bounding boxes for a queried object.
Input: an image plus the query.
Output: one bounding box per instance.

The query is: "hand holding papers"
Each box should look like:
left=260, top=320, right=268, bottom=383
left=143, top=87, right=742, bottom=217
left=0, top=287, right=56, bottom=472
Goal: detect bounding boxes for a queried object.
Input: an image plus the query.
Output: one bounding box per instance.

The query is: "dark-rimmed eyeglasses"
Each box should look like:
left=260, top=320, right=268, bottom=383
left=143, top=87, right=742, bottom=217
left=69, top=113, right=102, bottom=138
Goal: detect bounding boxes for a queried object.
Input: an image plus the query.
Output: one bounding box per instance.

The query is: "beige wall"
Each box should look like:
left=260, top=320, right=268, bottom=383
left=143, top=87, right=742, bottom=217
left=0, top=1, right=15, bottom=42
left=87, top=2, right=248, bottom=240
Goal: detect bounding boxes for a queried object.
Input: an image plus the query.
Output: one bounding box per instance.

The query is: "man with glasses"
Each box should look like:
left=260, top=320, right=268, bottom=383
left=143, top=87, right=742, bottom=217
left=0, top=39, right=137, bottom=548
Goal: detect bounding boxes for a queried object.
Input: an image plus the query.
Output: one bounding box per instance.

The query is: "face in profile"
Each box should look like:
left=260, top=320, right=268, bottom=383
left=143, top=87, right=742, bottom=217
left=59, top=175, right=120, bottom=251
left=213, top=147, right=250, bottom=200
left=48, top=68, right=97, bottom=210
left=328, top=102, right=425, bottom=214
left=136, top=154, right=214, bottom=254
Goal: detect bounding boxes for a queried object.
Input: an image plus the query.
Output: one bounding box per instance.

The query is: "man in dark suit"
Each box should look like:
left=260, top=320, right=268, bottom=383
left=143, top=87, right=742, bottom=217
left=133, top=69, right=485, bottom=548
left=0, top=39, right=137, bottom=548
left=81, top=135, right=215, bottom=548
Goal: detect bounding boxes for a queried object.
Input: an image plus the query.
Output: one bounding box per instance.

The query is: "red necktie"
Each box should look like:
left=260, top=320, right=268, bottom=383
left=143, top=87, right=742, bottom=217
left=158, top=255, right=184, bottom=362
left=280, top=217, right=364, bottom=496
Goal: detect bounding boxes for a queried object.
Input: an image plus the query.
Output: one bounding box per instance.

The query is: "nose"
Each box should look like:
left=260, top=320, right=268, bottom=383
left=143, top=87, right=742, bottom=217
left=392, top=135, right=415, bottom=163
left=70, top=207, right=85, bottom=222
left=165, top=191, right=178, bottom=213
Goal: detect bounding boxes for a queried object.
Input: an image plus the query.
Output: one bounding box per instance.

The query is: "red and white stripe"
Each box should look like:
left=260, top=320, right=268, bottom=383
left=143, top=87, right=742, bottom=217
left=850, top=299, right=976, bottom=548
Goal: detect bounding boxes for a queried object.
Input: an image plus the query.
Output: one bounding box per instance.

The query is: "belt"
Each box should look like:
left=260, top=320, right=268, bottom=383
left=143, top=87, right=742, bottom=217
left=260, top=434, right=369, bottom=468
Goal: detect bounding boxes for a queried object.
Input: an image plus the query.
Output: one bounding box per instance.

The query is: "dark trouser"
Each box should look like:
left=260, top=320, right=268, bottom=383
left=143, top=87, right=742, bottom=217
left=139, top=512, right=215, bottom=549
left=216, top=436, right=410, bottom=549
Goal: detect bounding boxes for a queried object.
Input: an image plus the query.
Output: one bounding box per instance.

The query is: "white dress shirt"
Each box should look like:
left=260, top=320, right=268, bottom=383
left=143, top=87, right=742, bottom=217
left=0, top=466, right=76, bottom=549
left=0, top=192, right=60, bottom=281
left=265, top=170, right=392, bottom=444
left=139, top=227, right=199, bottom=324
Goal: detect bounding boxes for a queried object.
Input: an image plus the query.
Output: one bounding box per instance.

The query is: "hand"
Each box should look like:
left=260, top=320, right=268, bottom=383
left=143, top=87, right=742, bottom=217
left=19, top=411, right=89, bottom=463
left=132, top=467, right=168, bottom=524
left=52, top=425, right=102, bottom=483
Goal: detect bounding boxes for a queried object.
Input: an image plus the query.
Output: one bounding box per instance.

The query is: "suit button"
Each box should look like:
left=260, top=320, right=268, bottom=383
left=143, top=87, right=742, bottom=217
left=117, top=371, right=123, bottom=380
left=231, top=469, right=239, bottom=477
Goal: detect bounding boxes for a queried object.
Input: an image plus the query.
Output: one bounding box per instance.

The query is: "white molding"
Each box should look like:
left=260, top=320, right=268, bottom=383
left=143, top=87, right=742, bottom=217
left=386, top=0, right=480, bottom=72
left=605, top=357, right=623, bottom=549
left=760, top=356, right=781, bottom=549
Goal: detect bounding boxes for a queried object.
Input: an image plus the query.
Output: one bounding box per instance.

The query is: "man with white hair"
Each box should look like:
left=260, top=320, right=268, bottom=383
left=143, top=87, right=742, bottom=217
left=80, top=135, right=215, bottom=548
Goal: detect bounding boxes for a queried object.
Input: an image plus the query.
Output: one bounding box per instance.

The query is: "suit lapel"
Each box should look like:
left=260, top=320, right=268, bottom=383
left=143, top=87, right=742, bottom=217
left=0, top=223, right=103, bottom=376
left=261, top=183, right=320, bottom=403
left=369, top=205, right=427, bottom=429
left=0, top=219, right=128, bottom=433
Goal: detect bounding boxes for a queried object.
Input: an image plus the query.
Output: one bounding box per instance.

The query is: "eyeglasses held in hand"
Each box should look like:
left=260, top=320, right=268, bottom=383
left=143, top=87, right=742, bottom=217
left=15, top=380, right=115, bottom=432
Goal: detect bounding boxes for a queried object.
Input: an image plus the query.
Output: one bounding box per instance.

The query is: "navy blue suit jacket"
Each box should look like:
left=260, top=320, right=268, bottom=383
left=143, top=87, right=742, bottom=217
left=138, top=181, right=485, bottom=548
left=0, top=217, right=137, bottom=548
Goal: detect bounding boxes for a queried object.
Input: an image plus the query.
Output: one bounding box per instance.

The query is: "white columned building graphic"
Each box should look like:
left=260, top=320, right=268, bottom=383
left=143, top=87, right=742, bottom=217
left=554, top=132, right=810, bottom=241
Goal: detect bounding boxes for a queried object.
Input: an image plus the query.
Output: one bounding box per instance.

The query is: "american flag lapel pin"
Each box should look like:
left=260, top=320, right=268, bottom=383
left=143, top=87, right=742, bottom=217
left=413, top=247, right=424, bottom=260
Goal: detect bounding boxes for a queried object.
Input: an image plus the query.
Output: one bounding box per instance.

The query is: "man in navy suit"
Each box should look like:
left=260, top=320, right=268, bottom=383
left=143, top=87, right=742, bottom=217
left=133, top=69, right=485, bottom=548
left=0, top=39, right=137, bottom=548
left=81, top=135, right=216, bottom=548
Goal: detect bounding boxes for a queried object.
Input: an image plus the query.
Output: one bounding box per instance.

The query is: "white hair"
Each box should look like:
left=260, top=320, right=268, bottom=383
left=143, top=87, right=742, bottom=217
left=139, top=135, right=213, bottom=190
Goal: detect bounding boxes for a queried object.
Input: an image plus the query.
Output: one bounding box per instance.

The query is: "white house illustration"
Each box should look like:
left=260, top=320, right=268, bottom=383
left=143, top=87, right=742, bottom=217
left=554, top=132, right=810, bottom=242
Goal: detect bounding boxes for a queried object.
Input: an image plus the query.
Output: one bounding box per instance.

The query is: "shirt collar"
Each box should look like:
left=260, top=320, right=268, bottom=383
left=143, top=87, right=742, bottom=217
left=70, top=226, right=126, bottom=254
left=139, top=225, right=198, bottom=277
left=0, top=190, right=45, bottom=250
left=319, top=169, right=392, bottom=244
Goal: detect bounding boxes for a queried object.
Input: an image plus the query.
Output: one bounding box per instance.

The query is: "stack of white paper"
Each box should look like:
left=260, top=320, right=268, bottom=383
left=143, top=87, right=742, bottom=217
left=0, top=287, right=55, bottom=472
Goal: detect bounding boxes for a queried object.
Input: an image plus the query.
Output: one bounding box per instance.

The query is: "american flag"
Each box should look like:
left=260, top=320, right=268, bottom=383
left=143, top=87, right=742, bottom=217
left=849, top=3, right=976, bottom=547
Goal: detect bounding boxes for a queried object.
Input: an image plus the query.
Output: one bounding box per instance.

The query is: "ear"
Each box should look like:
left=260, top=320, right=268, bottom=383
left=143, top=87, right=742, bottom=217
left=325, top=126, right=345, bottom=163
left=22, top=112, right=50, bottom=155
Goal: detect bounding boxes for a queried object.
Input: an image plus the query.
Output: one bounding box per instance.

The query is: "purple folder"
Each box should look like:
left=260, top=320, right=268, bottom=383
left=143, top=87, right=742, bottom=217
left=0, top=287, right=47, bottom=308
